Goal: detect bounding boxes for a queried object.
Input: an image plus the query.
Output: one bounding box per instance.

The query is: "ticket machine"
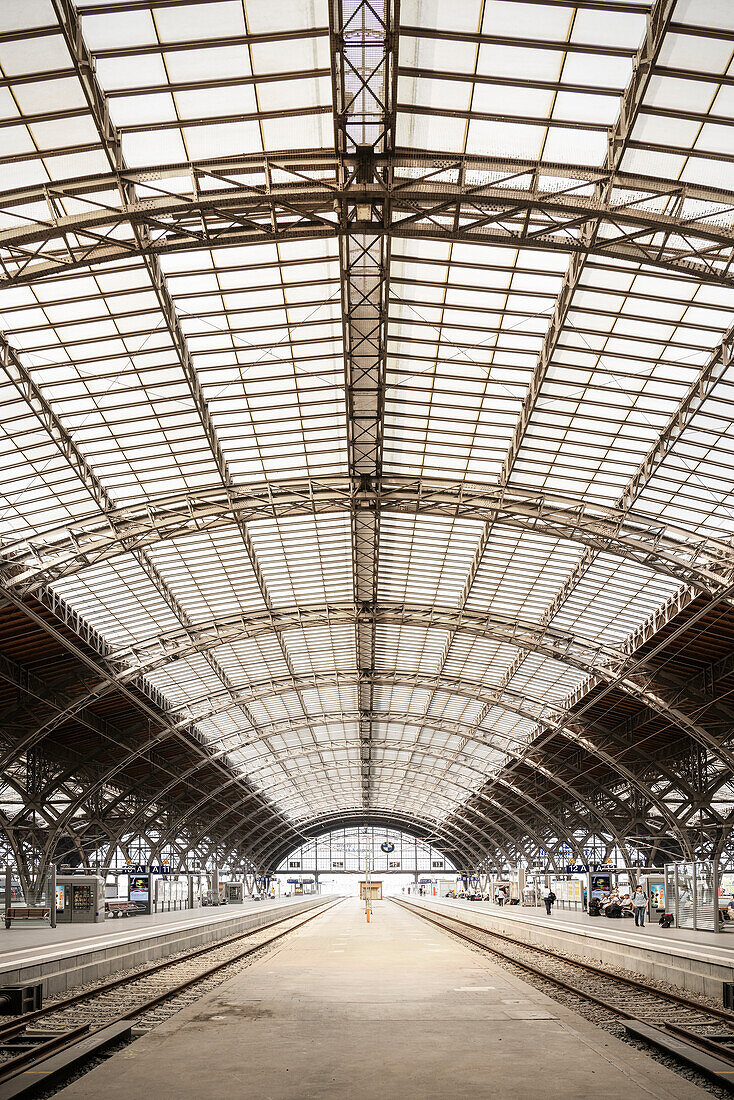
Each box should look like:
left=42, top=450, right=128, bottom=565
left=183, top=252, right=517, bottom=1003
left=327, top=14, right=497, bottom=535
left=55, top=875, right=104, bottom=923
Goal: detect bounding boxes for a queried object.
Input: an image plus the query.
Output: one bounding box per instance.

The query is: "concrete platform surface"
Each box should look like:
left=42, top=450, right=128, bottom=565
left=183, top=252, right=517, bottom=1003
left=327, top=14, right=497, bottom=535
left=0, top=895, right=330, bottom=997
left=447, top=898, right=734, bottom=955
left=57, top=896, right=710, bottom=1100
left=0, top=896, right=309, bottom=967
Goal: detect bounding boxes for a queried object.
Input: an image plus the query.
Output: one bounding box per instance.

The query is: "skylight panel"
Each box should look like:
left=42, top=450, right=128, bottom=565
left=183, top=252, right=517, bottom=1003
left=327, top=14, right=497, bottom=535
left=213, top=635, right=293, bottom=687
left=146, top=526, right=269, bottom=622
left=547, top=555, right=680, bottom=646
left=374, top=624, right=451, bottom=676
left=505, top=652, right=584, bottom=706
left=247, top=514, right=353, bottom=607
left=378, top=514, right=484, bottom=607
left=3, top=0, right=734, bottom=847
left=465, top=527, right=585, bottom=621
left=155, top=1, right=246, bottom=42
left=146, top=654, right=225, bottom=707
left=281, top=625, right=356, bottom=677
left=676, top=0, right=734, bottom=31
left=0, top=2, right=56, bottom=34
left=571, top=7, right=646, bottom=50
left=441, top=636, right=519, bottom=686
left=426, top=692, right=487, bottom=725
left=51, top=556, right=182, bottom=648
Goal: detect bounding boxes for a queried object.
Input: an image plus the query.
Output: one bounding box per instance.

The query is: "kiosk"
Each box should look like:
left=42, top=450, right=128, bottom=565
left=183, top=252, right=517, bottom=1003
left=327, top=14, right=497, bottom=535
left=642, top=873, right=666, bottom=918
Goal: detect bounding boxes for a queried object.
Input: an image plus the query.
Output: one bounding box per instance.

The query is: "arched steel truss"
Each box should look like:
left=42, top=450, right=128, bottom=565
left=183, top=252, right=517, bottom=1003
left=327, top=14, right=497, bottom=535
left=3, top=477, right=733, bottom=598
left=2, top=158, right=734, bottom=289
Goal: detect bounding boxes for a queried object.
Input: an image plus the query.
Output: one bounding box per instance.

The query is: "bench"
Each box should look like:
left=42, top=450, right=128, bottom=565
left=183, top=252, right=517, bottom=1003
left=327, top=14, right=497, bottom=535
left=5, top=906, right=50, bottom=928
left=105, top=901, right=139, bottom=918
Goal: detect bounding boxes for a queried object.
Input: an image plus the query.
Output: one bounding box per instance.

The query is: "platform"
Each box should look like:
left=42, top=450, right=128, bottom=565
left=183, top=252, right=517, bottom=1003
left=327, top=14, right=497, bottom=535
left=406, top=897, right=734, bottom=1000
left=57, top=896, right=709, bottom=1100
left=0, top=895, right=329, bottom=996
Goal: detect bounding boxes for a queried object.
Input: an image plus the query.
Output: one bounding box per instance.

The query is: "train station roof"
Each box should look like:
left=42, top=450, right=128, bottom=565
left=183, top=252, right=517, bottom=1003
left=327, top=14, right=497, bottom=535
left=1, top=0, right=734, bottom=872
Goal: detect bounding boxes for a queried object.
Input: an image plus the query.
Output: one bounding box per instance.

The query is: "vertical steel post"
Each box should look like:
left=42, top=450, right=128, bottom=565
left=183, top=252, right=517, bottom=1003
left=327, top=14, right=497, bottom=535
left=714, top=856, right=721, bottom=935
left=50, top=862, right=57, bottom=929
left=692, top=861, right=697, bottom=930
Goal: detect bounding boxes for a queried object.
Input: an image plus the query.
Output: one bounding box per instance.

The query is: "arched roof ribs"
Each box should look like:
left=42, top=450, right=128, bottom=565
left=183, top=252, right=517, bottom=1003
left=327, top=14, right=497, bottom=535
left=3, top=164, right=734, bottom=288
left=4, top=476, right=733, bottom=597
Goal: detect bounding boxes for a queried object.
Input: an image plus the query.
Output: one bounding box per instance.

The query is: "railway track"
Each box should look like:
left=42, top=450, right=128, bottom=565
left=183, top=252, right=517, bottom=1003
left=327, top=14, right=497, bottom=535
left=394, top=898, right=734, bottom=1092
left=0, top=897, right=342, bottom=1099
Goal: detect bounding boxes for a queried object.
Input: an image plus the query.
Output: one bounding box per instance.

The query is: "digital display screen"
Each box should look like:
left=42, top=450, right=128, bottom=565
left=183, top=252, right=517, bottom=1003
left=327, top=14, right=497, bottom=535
left=129, top=876, right=149, bottom=901
left=55, top=885, right=65, bottom=911
left=591, top=873, right=611, bottom=899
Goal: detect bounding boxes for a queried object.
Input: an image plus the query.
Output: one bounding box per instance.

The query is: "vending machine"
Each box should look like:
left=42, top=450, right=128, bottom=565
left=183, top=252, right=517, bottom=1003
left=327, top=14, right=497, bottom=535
left=55, top=875, right=105, bottom=923
left=224, top=882, right=244, bottom=903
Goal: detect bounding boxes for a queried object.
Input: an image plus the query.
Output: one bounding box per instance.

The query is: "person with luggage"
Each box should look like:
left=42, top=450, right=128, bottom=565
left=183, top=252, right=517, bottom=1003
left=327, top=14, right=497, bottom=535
left=632, top=884, right=647, bottom=927
left=542, top=885, right=556, bottom=915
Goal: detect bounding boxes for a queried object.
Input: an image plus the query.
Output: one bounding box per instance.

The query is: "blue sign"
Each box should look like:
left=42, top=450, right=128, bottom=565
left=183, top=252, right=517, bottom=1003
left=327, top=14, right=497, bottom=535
left=565, top=862, right=615, bottom=874
left=126, top=863, right=172, bottom=874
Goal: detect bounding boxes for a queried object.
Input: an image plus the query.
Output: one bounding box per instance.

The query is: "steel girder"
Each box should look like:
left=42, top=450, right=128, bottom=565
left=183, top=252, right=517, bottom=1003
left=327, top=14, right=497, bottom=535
left=61, top=675, right=676, bottom=839
left=2, top=160, right=734, bottom=288
left=329, top=0, right=399, bottom=807
left=2, top=624, right=699, bottom=827
left=5, top=603, right=721, bottom=770
left=32, top=602, right=732, bottom=764
left=177, top=746, right=607, bottom=863
left=0, top=589, right=295, bottom=851
left=4, top=476, right=733, bottom=599
left=500, top=0, right=676, bottom=488
left=254, top=809, right=483, bottom=874
left=0, top=604, right=701, bottom=863
left=85, top=691, right=688, bottom=856
left=158, top=758, right=546, bottom=873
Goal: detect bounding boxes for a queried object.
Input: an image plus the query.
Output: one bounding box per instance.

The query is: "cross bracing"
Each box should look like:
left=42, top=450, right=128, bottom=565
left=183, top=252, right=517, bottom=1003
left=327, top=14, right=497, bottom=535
left=1, top=0, right=734, bottom=883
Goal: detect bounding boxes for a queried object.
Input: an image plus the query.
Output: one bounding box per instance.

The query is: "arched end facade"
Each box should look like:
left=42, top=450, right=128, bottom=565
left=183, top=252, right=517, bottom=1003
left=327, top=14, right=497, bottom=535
left=274, top=823, right=457, bottom=879
left=263, top=813, right=465, bottom=877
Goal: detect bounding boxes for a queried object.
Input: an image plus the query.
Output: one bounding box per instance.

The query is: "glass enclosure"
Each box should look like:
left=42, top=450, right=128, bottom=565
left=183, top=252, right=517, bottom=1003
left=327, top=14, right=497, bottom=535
left=664, top=861, right=720, bottom=932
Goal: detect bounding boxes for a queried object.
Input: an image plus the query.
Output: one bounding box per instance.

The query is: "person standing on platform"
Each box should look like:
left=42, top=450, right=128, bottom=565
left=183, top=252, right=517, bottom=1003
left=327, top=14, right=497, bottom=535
left=542, top=885, right=555, bottom=915
left=632, top=885, right=647, bottom=927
